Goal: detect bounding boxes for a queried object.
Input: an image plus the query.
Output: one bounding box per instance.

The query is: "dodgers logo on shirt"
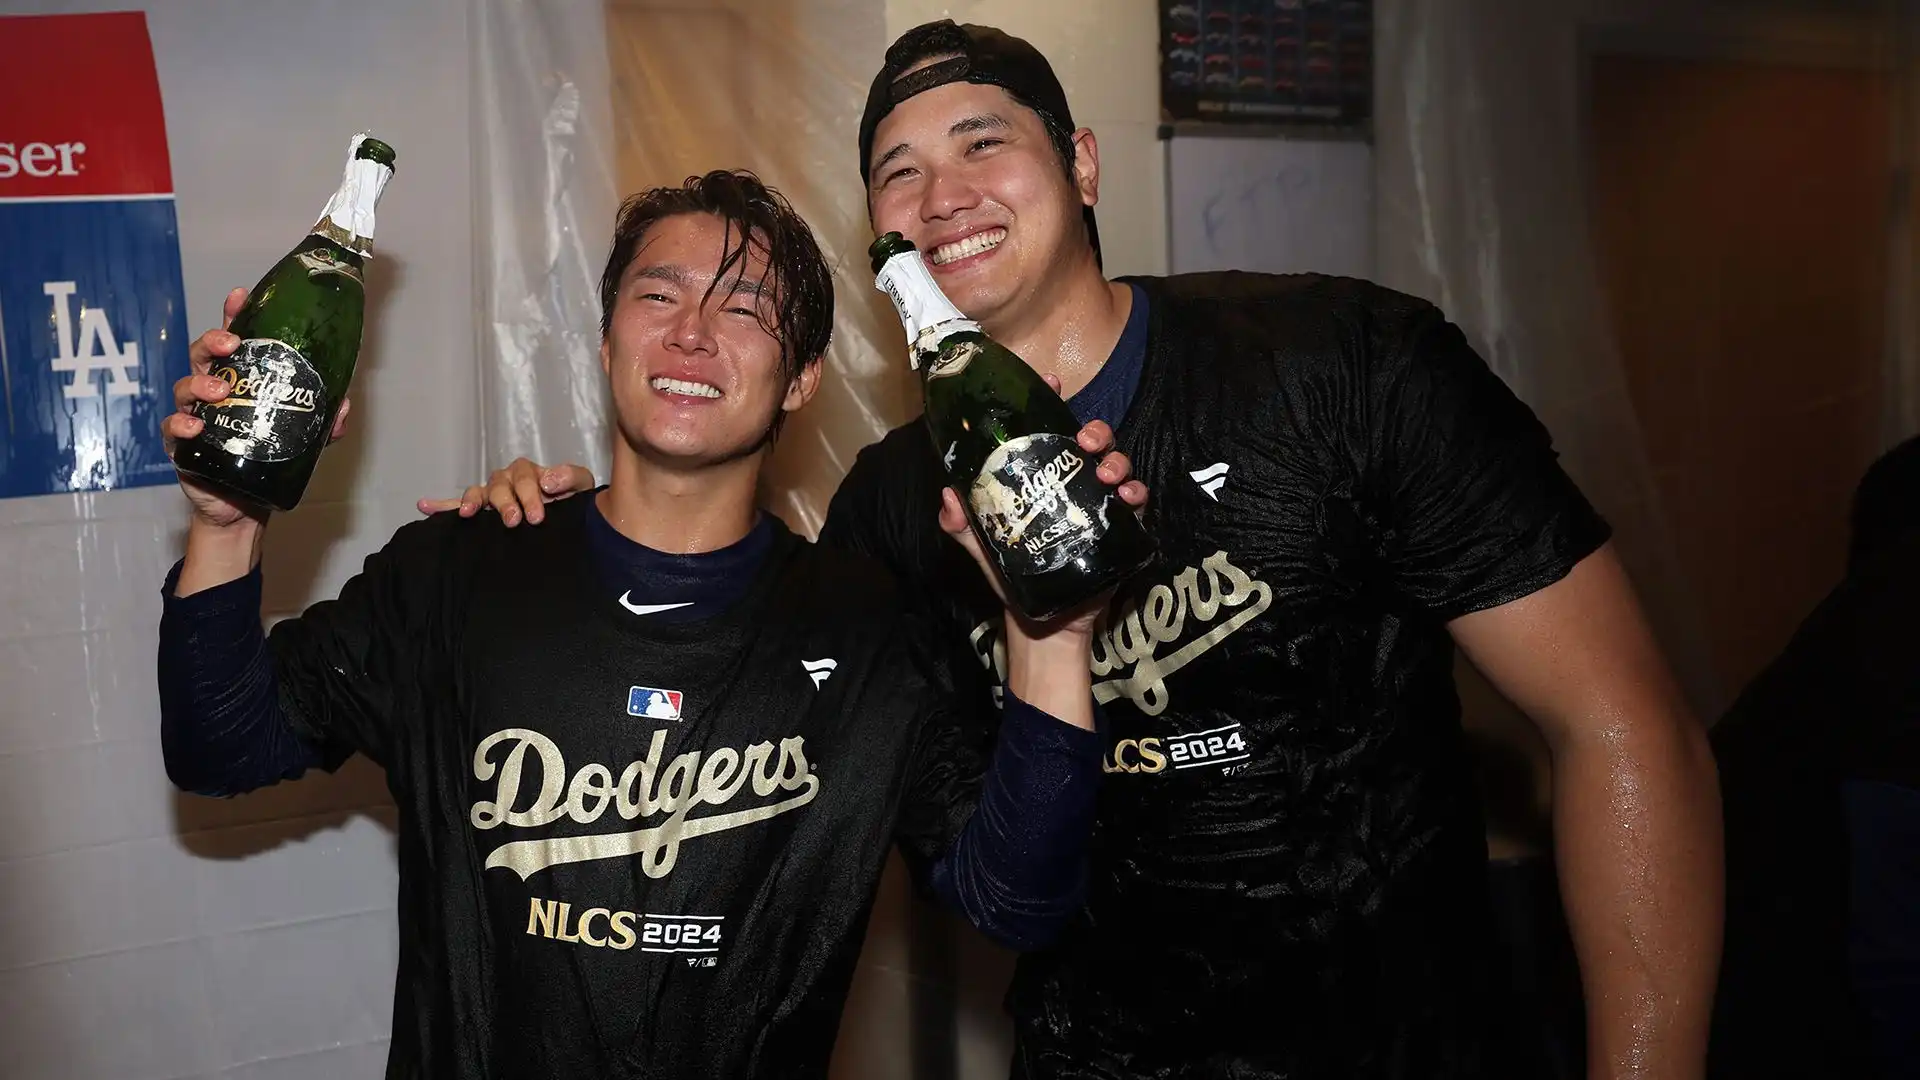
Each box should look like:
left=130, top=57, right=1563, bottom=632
left=626, top=686, right=684, bottom=721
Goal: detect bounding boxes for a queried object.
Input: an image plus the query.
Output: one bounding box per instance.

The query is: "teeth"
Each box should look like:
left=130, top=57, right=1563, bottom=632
left=651, top=377, right=721, bottom=399
left=931, top=228, right=1007, bottom=266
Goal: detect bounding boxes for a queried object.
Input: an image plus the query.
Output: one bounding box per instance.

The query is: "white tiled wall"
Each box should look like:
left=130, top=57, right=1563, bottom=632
left=0, top=2, right=476, bottom=1077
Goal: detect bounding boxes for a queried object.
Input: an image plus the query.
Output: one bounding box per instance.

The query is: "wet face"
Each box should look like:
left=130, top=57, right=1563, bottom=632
left=866, top=78, right=1096, bottom=329
left=600, top=212, right=818, bottom=469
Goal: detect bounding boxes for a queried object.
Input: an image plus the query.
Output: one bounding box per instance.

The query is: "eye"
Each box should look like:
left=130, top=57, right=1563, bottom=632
left=724, top=304, right=758, bottom=318
left=882, top=165, right=918, bottom=186
left=637, top=290, right=672, bottom=304
left=967, top=137, right=1004, bottom=153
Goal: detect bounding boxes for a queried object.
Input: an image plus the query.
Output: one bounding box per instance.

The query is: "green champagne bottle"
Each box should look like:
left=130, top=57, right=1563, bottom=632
left=172, top=133, right=396, bottom=512
left=870, top=232, right=1157, bottom=621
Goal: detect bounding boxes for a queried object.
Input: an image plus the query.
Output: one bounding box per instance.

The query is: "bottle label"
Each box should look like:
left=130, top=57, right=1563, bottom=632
left=926, top=340, right=980, bottom=381
left=970, top=433, right=1110, bottom=575
left=296, top=246, right=362, bottom=284
left=197, top=339, right=331, bottom=463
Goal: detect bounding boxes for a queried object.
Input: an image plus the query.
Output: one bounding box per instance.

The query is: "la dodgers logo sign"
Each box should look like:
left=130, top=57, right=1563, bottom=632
left=0, top=12, right=190, bottom=497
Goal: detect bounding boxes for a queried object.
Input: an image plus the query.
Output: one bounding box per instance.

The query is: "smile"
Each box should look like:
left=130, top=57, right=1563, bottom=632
left=930, top=227, right=1007, bottom=266
left=651, top=377, right=722, bottom=399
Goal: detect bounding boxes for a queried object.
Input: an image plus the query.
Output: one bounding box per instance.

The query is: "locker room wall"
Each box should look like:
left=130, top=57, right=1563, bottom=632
left=0, top=2, right=476, bottom=1076
left=0, top=2, right=1169, bottom=1079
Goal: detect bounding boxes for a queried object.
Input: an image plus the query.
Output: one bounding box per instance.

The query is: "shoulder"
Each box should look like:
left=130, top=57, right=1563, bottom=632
left=824, top=420, right=946, bottom=557
left=384, top=494, right=589, bottom=572
left=1134, top=270, right=1440, bottom=329
left=772, top=525, right=915, bottom=618
left=841, top=420, right=940, bottom=489
left=1129, top=271, right=1453, bottom=382
left=772, top=532, right=950, bottom=662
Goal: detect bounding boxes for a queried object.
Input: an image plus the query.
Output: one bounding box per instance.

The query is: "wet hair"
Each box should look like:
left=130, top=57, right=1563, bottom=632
left=598, top=169, right=834, bottom=387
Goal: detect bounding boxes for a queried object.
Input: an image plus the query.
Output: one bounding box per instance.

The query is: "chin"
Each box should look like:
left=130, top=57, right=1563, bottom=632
left=636, top=432, right=769, bottom=471
left=941, top=277, right=1018, bottom=322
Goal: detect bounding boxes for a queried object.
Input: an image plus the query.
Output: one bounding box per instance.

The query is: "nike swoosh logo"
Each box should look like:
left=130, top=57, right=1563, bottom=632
left=618, top=593, right=694, bottom=616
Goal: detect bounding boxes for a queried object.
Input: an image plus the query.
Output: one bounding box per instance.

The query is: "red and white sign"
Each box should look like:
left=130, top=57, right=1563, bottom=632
left=0, top=11, right=173, bottom=200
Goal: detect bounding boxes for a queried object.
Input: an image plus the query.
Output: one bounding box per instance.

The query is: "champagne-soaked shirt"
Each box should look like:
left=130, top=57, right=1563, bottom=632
left=821, top=271, right=1612, bottom=1079
left=158, top=496, right=1103, bottom=1079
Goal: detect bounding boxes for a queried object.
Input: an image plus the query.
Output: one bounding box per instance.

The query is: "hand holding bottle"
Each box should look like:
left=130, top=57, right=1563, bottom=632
left=169, top=134, right=394, bottom=513
left=937, top=409, right=1147, bottom=637
left=164, top=287, right=354, bottom=528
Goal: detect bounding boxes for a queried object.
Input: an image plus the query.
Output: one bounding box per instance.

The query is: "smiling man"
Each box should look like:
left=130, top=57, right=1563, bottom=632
left=153, top=170, right=1144, bottom=1079
left=444, top=21, right=1724, bottom=1080
left=831, top=23, right=1722, bottom=1080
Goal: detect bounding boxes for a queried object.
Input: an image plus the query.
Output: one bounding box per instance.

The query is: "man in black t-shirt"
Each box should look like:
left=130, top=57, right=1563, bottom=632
left=451, top=23, right=1725, bottom=1080
left=157, top=171, right=1145, bottom=1079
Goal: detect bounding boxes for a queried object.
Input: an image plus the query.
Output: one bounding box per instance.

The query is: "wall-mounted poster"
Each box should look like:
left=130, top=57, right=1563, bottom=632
left=1159, top=0, right=1371, bottom=130
left=0, top=12, right=191, bottom=499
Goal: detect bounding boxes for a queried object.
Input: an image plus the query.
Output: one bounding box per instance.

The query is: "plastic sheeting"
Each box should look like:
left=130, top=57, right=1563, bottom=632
left=1375, top=0, right=1738, bottom=718
left=473, top=0, right=913, bottom=538
left=471, top=0, right=620, bottom=491
left=0, top=2, right=482, bottom=1078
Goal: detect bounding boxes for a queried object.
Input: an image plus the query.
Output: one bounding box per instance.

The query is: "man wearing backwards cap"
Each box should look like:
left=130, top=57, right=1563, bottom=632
left=444, top=19, right=1723, bottom=1080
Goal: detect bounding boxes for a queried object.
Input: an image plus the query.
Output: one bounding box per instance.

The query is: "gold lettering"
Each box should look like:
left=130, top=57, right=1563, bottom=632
left=657, top=751, right=700, bottom=814
left=526, top=896, right=561, bottom=937
left=471, top=729, right=566, bottom=829
left=696, top=747, right=744, bottom=803
left=608, top=911, right=637, bottom=951
left=1141, top=583, right=1183, bottom=645
left=473, top=730, right=825, bottom=879
left=1136, top=738, right=1167, bottom=773
left=745, top=741, right=778, bottom=797
left=565, top=763, right=615, bottom=824
left=1186, top=561, right=1223, bottom=622
left=486, top=780, right=820, bottom=880
left=616, top=729, right=668, bottom=819
left=555, top=902, right=582, bottom=943
left=974, top=551, right=1279, bottom=718
left=774, top=737, right=810, bottom=790
left=1102, top=738, right=1167, bottom=775
left=577, top=908, right=609, bottom=948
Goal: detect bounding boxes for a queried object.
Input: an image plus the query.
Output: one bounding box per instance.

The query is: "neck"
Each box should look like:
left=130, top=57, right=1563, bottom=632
left=598, top=445, right=762, bottom=554
left=981, top=247, right=1132, bottom=399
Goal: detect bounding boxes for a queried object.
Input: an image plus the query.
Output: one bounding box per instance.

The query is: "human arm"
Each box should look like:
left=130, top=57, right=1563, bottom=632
left=1380, top=307, right=1721, bottom=1080
left=160, top=287, right=445, bottom=791
left=1449, top=549, right=1721, bottom=1080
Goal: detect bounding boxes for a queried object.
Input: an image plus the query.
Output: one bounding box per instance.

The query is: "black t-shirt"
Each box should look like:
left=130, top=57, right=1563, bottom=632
left=265, top=497, right=996, bottom=1079
left=820, top=271, right=1611, bottom=1078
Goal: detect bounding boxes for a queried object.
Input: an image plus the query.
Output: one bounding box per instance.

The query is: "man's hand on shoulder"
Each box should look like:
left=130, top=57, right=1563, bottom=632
left=418, top=457, right=596, bottom=526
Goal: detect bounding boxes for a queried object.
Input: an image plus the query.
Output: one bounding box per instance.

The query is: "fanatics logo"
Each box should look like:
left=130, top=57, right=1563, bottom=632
left=626, top=686, right=684, bottom=721
left=1189, top=462, right=1230, bottom=500
left=801, top=658, right=837, bottom=689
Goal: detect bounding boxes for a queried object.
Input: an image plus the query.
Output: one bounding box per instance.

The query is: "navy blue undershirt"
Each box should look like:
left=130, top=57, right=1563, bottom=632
left=583, top=493, right=774, bottom=624
left=1065, top=282, right=1148, bottom=429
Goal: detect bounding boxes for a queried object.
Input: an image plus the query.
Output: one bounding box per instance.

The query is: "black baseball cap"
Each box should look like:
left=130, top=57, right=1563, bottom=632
left=859, top=20, right=1102, bottom=265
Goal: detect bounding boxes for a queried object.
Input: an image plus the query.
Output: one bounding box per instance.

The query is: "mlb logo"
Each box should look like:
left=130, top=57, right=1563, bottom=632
left=626, top=686, right=684, bottom=721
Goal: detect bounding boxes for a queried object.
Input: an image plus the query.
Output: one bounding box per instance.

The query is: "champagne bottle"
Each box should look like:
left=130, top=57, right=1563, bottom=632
left=172, top=133, right=396, bottom=512
left=870, top=232, right=1156, bottom=621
